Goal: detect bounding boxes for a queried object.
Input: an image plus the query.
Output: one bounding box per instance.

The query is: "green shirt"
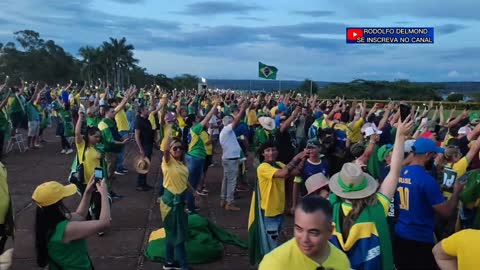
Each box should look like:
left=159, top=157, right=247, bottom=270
left=58, top=109, right=74, bottom=137
left=0, top=109, right=9, bottom=131
left=187, top=123, right=206, bottom=159
left=48, top=220, right=92, bottom=270
left=86, top=116, right=101, bottom=128
left=98, top=118, right=122, bottom=153
left=26, top=102, right=40, bottom=121
left=8, top=94, right=24, bottom=114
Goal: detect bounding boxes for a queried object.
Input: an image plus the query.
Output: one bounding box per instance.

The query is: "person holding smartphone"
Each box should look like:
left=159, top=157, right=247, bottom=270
left=75, top=108, right=107, bottom=228
left=33, top=177, right=111, bottom=270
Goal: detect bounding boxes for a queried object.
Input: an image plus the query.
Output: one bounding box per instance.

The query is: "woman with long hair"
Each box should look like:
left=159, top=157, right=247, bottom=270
left=74, top=108, right=108, bottom=228
left=328, top=116, right=412, bottom=270
left=33, top=178, right=110, bottom=269
left=160, top=125, right=198, bottom=270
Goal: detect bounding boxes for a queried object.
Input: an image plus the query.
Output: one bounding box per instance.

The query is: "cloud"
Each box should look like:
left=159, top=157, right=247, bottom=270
left=336, top=0, right=480, bottom=21
left=435, top=24, right=468, bottom=35
left=236, top=16, right=265, bottom=22
left=448, top=70, right=460, bottom=78
left=107, top=0, right=145, bottom=3
left=292, top=10, right=335, bottom=17
left=175, top=1, right=258, bottom=15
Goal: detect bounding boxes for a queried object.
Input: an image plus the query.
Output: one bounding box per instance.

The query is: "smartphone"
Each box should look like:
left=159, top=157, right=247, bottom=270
left=421, top=117, right=428, bottom=125
left=400, top=104, right=411, bottom=121
left=94, top=167, right=103, bottom=182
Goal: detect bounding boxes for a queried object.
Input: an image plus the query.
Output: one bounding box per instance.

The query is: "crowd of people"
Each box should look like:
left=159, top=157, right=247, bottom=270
left=0, top=76, right=479, bottom=270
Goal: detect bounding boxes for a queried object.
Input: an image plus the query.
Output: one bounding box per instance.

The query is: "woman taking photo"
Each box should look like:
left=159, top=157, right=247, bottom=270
left=33, top=177, right=111, bottom=269
left=328, top=115, right=412, bottom=270
left=160, top=124, right=197, bottom=270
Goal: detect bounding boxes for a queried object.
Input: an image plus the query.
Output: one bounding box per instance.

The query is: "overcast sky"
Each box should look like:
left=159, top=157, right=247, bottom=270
left=0, top=0, right=478, bottom=82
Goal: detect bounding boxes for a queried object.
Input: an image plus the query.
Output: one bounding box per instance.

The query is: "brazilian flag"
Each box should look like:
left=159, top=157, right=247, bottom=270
left=248, top=182, right=272, bottom=265
left=258, top=62, right=278, bottom=80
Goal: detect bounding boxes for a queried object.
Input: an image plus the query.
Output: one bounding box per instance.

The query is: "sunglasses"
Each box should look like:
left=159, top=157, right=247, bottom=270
left=172, top=146, right=183, bottom=152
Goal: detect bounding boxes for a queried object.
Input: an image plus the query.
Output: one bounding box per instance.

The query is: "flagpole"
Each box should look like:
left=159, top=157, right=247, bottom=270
left=310, top=80, right=313, bottom=96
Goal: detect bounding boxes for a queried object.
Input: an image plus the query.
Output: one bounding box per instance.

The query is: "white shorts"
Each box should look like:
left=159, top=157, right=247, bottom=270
left=28, top=121, right=40, bottom=137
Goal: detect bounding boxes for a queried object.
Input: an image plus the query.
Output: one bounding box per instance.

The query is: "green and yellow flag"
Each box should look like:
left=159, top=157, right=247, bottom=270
left=248, top=182, right=272, bottom=265
left=258, top=62, right=278, bottom=80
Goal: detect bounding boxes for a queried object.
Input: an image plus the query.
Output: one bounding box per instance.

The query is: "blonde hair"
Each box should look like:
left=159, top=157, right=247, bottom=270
left=341, top=194, right=378, bottom=239
left=437, top=146, right=461, bottom=173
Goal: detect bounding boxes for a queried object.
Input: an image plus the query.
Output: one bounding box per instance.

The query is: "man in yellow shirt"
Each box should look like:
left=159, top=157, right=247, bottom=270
left=433, top=229, right=480, bottom=270
left=259, top=196, right=350, bottom=270
left=110, top=94, right=133, bottom=175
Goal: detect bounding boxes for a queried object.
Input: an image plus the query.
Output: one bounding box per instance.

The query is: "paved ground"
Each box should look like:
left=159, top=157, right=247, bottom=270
left=4, top=127, right=293, bottom=270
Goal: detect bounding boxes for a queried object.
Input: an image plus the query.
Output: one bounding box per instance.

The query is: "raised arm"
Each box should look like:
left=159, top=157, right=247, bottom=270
left=63, top=180, right=111, bottom=242
left=200, top=101, right=219, bottom=127
left=439, top=104, right=445, bottom=126
left=114, top=86, right=137, bottom=115
left=447, top=109, right=467, bottom=129
left=379, top=115, right=413, bottom=200
left=272, top=150, right=308, bottom=179
left=75, top=109, right=84, bottom=145
left=0, top=89, right=11, bottom=110
left=465, top=136, right=480, bottom=162
left=280, top=106, right=300, bottom=133
left=232, top=100, right=247, bottom=129
left=378, top=102, right=393, bottom=130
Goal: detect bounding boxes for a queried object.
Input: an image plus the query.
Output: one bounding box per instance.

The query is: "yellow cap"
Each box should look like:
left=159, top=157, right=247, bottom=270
left=32, top=181, right=77, bottom=207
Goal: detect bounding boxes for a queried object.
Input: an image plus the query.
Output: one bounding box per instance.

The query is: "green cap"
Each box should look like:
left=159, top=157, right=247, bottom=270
left=469, top=112, right=479, bottom=124
left=377, top=144, right=393, bottom=162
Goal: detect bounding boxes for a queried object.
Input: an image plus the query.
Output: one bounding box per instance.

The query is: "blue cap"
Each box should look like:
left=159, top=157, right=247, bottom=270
left=412, top=138, right=444, bottom=154
left=314, top=111, right=324, bottom=119
left=277, top=102, right=286, bottom=113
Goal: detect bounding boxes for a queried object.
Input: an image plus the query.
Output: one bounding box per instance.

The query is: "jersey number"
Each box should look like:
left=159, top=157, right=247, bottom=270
left=397, top=187, right=410, bottom=210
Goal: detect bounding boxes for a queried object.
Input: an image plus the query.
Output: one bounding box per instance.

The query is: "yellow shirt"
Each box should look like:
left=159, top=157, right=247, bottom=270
left=259, top=239, right=351, bottom=270
left=347, top=117, right=364, bottom=144
left=76, top=139, right=102, bottom=184
left=201, top=130, right=213, bottom=155
left=247, top=109, right=258, bottom=126
left=114, top=106, right=130, bottom=132
left=0, top=162, right=9, bottom=224
left=148, top=112, right=157, bottom=130
left=257, top=162, right=286, bottom=217
left=177, top=116, right=186, bottom=128
left=448, top=157, right=469, bottom=178
left=442, top=229, right=480, bottom=270
left=270, top=106, right=278, bottom=117
left=161, top=156, right=188, bottom=194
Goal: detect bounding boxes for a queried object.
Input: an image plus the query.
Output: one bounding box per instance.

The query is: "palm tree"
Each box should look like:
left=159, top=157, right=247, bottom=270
left=102, top=37, right=138, bottom=90
left=79, top=46, right=102, bottom=85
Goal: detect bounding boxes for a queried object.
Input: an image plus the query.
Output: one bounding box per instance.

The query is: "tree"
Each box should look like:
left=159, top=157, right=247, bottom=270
left=447, top=93, right=464, bottom=102
left=14, top=30, right=44, bottom=51
left=297, top=79, right=319, bottom=95
left=101, top=37, right=138, bottom=89
left=79, top=46, right=103, bottom=85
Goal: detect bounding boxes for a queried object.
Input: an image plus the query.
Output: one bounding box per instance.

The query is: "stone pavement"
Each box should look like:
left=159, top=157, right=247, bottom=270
left=5, top=128, right=293, bottom=270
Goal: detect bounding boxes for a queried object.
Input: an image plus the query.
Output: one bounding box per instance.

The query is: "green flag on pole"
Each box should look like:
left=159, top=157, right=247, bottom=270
left=258, top=62, right=278, bottom=80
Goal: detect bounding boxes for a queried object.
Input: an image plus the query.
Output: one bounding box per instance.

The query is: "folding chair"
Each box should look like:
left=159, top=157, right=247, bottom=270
left=6, top=134, right=27, bottom=153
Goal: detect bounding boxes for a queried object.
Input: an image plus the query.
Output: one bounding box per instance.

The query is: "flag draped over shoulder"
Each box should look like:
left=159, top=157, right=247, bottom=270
left=329, top=193, right=394, bottom=270
left=258, top=62, right=278, bottom=80
left=248, top=182, right=272, bottom=265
